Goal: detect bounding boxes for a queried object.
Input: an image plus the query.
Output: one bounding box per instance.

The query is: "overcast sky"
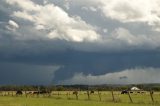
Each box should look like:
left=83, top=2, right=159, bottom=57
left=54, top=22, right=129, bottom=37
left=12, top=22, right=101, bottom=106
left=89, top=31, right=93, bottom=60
left=0, top=0, right=160, bottom=85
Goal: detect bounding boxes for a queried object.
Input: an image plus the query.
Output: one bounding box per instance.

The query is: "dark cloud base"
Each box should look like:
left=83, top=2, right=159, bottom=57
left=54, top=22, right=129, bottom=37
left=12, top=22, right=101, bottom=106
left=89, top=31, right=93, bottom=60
left=0, top=42, right=159, bottom=84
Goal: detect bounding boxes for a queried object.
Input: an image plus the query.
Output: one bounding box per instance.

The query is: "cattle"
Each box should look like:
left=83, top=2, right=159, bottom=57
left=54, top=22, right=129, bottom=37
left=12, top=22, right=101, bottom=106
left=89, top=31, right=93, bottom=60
left=141, top=91, right=145, bottom=94
left=90, top=90, right=94, bottom=94
left=33, top=90, right=51, bottom=95
left=40, top=91, right=51, bottom=94
left=27, top=91, right=33, bottom=94
left=150, top=91, right=154, bottom=94
left=33, top=91, right=39, bottom=95
left=137, top=91, right=140, bottom=93
left=16, top=90, right=23, bottom=95
left=121, top=90, right=128, bottom=94
left=73, top=91, right=78, bottom=95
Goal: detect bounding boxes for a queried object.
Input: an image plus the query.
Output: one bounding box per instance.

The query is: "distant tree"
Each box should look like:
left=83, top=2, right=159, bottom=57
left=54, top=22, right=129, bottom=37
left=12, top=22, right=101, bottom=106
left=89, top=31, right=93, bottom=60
left=56, top=86, right=65, bottom=91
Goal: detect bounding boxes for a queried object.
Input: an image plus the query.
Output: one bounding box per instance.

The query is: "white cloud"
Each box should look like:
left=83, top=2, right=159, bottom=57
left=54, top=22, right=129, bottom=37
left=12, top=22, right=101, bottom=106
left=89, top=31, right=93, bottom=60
left=35, top=24, right=45, bottom=30
left=110, top=27, right=160, bottom=49
left=60, top=67, right=160, bottom=85
left=71, top=0, right=160, bottom=31
left=6, top=0, right=100, bottom=42
left=6, top=0, right=41, bottom=11
left=4, top=0, right=160, bottom=51
left=110, top=28, right=149, bottom=46
left=100, top=0, right=151, bottom=22
left=68, top=27, right=160, bottom=52
left=6, top=20, right=19, bottom=31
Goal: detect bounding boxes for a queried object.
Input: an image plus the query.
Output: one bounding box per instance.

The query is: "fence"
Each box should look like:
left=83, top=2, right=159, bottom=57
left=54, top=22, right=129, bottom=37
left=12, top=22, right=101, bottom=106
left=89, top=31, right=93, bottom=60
left=0, top=90, right=159, bottom=104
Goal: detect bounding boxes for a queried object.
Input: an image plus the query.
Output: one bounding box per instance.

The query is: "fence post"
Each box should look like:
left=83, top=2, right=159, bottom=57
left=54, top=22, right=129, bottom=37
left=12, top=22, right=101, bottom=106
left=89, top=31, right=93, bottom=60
left=37, top=87, right=40, bottom=98
left=150, top=91, right=154, bottom=103
left=128, top=91, right=133, bottom=103
left=66, top=92, right=69, bottom=99
left=58, top=91, right=60, bottom=97
left=48, top=91, right=51, bottom=97
left=87, top=90, right=90, bottom=100
left=111, top=90, right=115, bottom=102
left=12, top=91, right=14, bottom=96
left=25, top=91, right=27, bottom=98
left=98, top=91, right=101, bottom=101
left=75, top=91, right=78, bottom=100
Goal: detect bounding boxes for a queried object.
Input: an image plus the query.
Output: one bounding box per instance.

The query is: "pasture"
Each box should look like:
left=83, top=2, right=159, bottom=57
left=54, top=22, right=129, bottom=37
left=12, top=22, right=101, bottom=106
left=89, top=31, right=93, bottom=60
left=0, top=91, right=160, bottom=106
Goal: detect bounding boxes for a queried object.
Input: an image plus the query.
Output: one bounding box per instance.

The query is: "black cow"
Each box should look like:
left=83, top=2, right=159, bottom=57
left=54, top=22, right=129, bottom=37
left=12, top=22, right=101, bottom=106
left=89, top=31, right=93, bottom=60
left=121, top=90, right=128, bottom=94
left=141, top=91, right=145, bottom=94
left=39, top=90, right=51, bottom=94
left=137, top=91, right=140, bottom=93
left=16, top=90, right=23, bottom=95
left=33, top=91, right=39, bottom=94
left=90, top=90, right=94, bottom=94
left=33, top=90, right=51, bottom=95
left=73, top=91, right=78, bottom=95
left=150, top=91, right=154, bottom=94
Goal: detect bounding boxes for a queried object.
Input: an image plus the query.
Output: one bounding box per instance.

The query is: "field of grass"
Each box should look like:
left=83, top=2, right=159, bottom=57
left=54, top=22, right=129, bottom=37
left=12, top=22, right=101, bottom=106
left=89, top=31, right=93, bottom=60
left=0, top=91, right=160, bottom=106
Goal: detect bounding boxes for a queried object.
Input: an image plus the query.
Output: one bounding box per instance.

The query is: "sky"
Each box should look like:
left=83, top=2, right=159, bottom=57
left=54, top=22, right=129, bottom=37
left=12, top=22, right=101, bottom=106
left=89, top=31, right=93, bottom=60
left=0, top=0, right=160, bottom=85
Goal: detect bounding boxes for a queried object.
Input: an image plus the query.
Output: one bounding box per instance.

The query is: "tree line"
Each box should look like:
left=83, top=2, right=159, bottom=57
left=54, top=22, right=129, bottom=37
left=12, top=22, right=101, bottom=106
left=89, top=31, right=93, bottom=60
left=0, top=84, right=160, bottom=91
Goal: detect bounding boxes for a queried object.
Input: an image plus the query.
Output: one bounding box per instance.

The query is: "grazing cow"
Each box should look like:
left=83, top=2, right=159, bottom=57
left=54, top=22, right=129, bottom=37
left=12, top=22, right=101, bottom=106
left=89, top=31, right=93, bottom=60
left=33, top=90, right=51, bottom=95
left=121, top=90, right=128, bottom=94
left=39, top=90, right=51, bottom=94
left=27, top=91, right=33, bottom=94
left=90, top=90, right=94, bottom=94
left=150, top=91, right=154, bottom=94
left=16, top=90, right=23, bottom=95
left=73, top=91, right=78, bottom=95
left=26, top=91, right=33, bottom=96
left=33, top=91, right=39, bottom=95
left=137, top=91, right=140, bottom=93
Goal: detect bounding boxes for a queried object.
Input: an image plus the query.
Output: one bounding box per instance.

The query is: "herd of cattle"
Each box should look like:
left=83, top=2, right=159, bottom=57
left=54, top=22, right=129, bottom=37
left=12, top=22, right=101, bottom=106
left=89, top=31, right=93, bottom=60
left=15, top=90, right=95, bottom=96
left=15, top=90, right=51, bottom=96
left=13, top=90, right=152, bottom=96
left=121, top=90, right=148, bottom=94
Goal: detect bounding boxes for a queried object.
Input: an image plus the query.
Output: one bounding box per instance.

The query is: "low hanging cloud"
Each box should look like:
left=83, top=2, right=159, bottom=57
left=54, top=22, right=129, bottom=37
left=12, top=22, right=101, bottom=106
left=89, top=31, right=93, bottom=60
left=0, top=62, right=60, bottom=85
left=60, top=67, right=160, bottom=85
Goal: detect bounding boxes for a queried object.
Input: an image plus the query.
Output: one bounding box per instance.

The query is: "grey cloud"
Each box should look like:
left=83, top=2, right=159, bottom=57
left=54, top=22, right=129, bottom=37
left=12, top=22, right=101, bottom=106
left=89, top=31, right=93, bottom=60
left=60, top=67, right=160, bottom=85
left=0, top=62, right=60, bottom=85
left=119, top=76, right=128, bottom=80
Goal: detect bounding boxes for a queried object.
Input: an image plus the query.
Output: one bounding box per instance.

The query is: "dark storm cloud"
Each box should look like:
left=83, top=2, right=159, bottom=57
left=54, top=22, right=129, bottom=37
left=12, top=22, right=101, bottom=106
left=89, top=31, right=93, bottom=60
left=0, top=25, right=160, bottom=84
left=0, top=62, right=60, bottom=85
left=0, top=39, right=160, bottom=83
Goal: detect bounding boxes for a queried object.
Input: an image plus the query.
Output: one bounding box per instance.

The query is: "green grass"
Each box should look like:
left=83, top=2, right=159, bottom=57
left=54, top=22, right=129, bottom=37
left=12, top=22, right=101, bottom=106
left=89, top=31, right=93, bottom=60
left=0, top=91, right=160, bottom=106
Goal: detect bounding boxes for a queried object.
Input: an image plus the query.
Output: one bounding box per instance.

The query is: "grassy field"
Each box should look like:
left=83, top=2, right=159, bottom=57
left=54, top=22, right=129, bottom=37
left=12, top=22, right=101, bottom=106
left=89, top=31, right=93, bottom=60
left=0, top=91, right=160, bottom=106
